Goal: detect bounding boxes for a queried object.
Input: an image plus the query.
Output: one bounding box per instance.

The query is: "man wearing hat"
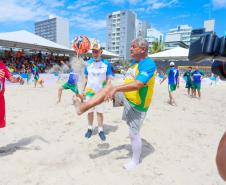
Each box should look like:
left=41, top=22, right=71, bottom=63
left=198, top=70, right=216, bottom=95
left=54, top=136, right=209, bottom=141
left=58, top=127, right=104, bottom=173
left=160, top=62, right=179, bottom=105
left=81, top=42, right=113, bottom=141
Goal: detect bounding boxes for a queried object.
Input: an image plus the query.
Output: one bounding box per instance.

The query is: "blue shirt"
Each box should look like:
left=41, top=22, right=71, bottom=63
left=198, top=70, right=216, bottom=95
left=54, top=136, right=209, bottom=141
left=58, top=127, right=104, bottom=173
left=32, top=66, right=39, bottom=76
left=166, top=67, right=179, bottom=85
left=131, top=57, right=156, bottom=84
left=191, top=70, right=204, bottom=83
left=67, top=72, right=78, bottom=85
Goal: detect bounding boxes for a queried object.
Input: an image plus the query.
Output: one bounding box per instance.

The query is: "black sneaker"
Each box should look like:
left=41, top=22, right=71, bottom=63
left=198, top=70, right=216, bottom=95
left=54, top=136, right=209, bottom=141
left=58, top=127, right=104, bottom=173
left=85, top=129, right=93, bottom=138
left=98, top=131, right=106, bottom=141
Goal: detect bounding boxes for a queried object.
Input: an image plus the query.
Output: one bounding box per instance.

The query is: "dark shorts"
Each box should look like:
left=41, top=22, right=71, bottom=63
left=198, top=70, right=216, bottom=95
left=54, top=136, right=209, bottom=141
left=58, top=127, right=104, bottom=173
left=62, top=82, right=79, bottom=94
left=185, top=81, right=192, bottom=88
left=114, top=92, right=146, bottom=134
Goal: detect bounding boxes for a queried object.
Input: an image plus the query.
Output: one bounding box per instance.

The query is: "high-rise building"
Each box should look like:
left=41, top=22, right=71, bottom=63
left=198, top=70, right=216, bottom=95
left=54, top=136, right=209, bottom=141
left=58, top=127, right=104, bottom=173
left=35, top=16, right=69, bottom=47
left=204, top=19, right=215, bottom=32
left=106, top=10, right=136, bottom=60
left=136, top=19, right=151, bottom=38
left=190, top=19, right=215, bottom=44
left=146, top=28, right=163, bottom=48
left=165, top=25, right=192, bottom=49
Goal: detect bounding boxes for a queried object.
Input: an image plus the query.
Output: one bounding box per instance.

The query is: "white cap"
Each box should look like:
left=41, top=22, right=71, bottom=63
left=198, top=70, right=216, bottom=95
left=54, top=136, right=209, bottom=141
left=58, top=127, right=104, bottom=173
left=170, top=62, right=175, bottom=67
left=90, top=40, right=101, bottom=50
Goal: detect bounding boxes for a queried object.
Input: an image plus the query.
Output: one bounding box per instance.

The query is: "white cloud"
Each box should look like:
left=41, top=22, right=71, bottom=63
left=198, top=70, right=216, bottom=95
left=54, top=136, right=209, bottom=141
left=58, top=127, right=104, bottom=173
left=42, top=0, right=65, bottom=8
left=145, top=0, right=178, bottom=10
left=70, top=15, right=106, bottom=30
left=80, top=5, right=99, bottom=12
left=109, top=0, right=177, bottom=8
left=67, top=0, right=97, bottom=10
left=212, top=0, right=226, bottom=8
left=109, top=0, right=140, bottom=4
left=136, top=7, right=146, bottom=12
left=171, top=14, right=190, bottom=20
left=0, top=0, right=66, bottom=22
left=151, top=2, right=165, bottom=9
left=128, top=0, right=140, bottom=4
left=0, top=0, right=48, bottom=22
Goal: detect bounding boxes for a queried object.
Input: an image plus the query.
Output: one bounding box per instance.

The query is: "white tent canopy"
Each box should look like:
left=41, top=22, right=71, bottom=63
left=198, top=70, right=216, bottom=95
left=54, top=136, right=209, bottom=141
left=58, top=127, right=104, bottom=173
left=0, top=30, right=73, bottom=54
left=86, top=49, right=119, bottom=58
left=149, top=47, right=188, bottom=60
left=0, top=30, right=119, bottom=58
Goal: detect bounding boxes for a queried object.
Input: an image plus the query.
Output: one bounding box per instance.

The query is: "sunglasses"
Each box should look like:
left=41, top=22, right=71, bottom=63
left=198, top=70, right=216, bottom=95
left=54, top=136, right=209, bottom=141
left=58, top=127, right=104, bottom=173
left=92, top=50, right=100, bottom=54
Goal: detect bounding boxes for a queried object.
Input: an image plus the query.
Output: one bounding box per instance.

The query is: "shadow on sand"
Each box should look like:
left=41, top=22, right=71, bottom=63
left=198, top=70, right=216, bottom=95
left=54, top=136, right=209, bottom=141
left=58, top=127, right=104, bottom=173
left=0, top=135, right=49, bottom=157
left=89, top=138, right=155, bottom=162
left=91, top=124, right=118, bottom=136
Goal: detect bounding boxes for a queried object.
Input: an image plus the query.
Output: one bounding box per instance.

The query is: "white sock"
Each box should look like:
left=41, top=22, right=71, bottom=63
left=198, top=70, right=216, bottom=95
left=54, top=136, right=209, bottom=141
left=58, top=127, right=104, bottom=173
left=123, top=160, right=138, bottom=170
left=124, top=129, right=142, bottom=170
left=98, top=127, right=103, bottom=133
left=88, top=126, right=93, bottom=130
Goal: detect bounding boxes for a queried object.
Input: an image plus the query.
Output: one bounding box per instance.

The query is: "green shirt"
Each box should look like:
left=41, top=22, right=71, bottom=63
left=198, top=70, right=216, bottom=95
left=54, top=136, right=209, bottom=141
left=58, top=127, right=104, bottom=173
left=183, top=71, right=192, bottom=83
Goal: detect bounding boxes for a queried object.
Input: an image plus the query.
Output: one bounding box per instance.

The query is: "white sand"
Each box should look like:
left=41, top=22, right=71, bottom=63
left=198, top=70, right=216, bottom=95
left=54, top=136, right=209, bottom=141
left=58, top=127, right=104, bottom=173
left=0, top=80, right=226, bottom=185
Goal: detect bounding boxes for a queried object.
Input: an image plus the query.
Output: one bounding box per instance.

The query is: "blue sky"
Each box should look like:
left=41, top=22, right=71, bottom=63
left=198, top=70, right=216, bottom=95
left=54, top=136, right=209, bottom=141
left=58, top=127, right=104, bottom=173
left=0, top=0, right=226, bottom=44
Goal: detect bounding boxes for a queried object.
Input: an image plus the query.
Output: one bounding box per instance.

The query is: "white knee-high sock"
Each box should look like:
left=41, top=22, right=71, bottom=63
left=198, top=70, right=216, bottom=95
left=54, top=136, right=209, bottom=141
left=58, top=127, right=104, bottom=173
left=129, top=128, right=142, bottom=165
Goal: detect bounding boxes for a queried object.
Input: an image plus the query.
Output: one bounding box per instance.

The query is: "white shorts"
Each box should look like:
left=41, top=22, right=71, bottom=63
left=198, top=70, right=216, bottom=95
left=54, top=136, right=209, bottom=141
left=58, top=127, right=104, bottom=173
left=85, top=96, right=104, bottom=113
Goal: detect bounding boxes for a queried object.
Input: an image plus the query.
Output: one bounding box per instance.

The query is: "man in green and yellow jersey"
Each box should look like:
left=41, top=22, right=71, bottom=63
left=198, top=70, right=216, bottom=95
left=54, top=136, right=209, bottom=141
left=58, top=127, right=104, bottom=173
left=74, top=38, right=156, bottom=170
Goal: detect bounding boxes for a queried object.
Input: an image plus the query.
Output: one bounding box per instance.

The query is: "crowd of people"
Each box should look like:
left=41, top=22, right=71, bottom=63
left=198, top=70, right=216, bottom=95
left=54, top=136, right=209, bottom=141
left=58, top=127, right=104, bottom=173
left=0, top=48, right=70, bottom=75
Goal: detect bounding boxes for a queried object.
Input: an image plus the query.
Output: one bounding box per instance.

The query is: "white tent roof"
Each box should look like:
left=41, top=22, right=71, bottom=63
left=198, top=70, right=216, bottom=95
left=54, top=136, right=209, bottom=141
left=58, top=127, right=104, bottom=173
left=149, top=47, right=188, bottom=60
left=86, top=49, right=119, bottom=58
left=0, top=30, right=119, bottom=58
left=0, top=30, right=72, bottom=54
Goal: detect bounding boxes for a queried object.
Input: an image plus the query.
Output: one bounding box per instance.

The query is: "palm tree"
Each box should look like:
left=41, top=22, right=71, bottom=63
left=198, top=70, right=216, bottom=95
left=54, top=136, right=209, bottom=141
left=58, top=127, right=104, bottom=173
left=149, top=41, right=163, bottom=54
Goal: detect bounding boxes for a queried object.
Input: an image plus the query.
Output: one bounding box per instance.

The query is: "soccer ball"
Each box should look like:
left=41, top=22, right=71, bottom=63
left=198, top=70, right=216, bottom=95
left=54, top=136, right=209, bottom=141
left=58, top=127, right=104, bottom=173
left=72, top=36, right=91, bottom=55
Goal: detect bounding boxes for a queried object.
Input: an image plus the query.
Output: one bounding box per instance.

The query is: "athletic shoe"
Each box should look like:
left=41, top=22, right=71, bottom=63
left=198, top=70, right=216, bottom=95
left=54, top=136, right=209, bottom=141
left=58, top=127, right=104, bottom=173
left=85, top=129, right=93, bottom=138
left=98, top=131, right=106, bottom=141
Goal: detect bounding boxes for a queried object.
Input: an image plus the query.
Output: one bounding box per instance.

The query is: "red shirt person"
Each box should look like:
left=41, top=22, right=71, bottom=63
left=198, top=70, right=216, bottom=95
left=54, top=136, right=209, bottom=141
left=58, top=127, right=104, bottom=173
left=0, top=60, right=23, bottom=128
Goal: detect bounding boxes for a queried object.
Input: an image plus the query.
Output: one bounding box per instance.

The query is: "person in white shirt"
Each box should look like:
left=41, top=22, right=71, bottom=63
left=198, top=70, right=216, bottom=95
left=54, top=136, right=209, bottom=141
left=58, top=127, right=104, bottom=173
left=82, top=42, right=113, bottom=141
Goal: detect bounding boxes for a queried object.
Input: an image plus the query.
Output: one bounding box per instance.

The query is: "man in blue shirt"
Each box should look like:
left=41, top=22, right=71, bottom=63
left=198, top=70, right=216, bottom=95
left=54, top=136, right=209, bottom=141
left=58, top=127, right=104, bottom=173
left=191, top=66, right=204, bottom=98
left=160, top=62, right=179, bottom=105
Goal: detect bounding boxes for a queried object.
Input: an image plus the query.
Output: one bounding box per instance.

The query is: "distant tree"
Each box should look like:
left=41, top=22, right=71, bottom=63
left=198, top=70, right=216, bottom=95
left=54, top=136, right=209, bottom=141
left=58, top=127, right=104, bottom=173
left=149, top=41, right=163, bottom=54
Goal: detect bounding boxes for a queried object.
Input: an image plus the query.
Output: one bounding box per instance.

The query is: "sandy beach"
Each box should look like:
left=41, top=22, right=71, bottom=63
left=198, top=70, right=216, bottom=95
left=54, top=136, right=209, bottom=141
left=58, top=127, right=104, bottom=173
left=0, top=79, right=225, bottom=185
